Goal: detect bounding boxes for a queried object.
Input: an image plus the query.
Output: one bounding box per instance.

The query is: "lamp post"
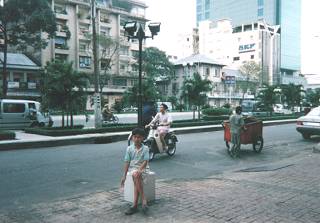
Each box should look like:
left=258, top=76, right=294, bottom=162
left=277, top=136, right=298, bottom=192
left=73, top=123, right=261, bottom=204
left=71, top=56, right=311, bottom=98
left=123, top=21, right=161, bottom=127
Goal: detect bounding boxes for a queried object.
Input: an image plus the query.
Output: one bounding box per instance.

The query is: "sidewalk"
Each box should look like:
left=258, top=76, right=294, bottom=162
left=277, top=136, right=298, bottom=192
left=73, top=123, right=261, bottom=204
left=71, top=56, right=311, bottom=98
left=0, top=119, right=296, bottom=150
left=1, top=147, right=319, bottom=223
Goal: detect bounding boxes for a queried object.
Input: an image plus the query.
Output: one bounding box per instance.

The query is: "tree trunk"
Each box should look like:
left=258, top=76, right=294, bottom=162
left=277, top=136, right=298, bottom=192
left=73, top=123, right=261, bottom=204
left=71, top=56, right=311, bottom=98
left=62, top=113, right=65, bottom=127
left=192, top=106, right=195, bottom=120
left=2, top=27, right=8, bottom=97
left=71, top=110, right=74, bottom=128
left=197, top=106, right=201, bottom=120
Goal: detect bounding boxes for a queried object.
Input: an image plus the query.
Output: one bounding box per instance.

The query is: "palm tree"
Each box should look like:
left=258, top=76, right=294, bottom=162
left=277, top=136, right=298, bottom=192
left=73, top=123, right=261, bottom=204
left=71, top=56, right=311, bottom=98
left=280, top=84, right=305, bottom=111
left=42, top=61, right=89, bottom=127
left=256, top=85, right=277, bottom=115
left=181, top=72, right=212, bottom=120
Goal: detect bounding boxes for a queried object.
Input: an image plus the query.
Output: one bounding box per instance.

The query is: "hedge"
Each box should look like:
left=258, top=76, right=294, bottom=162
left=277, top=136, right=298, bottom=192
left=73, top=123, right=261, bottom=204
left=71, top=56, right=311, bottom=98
left=24, top=115, right=299, bottom=137
left=202, top=107, right=231, bottom=116
left=0, top=130, right=16, bottom=141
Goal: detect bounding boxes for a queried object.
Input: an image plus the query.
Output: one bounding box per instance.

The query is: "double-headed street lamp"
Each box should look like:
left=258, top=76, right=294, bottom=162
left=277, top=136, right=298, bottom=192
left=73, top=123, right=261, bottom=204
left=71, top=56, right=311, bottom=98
left=123, top=21, right=160, bottom=127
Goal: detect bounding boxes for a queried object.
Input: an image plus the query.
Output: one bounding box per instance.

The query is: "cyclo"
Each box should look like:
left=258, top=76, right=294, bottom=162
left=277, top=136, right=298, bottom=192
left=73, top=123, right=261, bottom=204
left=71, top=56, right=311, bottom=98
left=222, top=116, right=264, bottom=155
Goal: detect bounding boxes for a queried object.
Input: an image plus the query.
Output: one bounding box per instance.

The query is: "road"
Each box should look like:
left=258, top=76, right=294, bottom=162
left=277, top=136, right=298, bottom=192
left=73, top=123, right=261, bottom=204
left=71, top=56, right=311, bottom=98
left=52, top=111, right=195, bottom=127
left=0, top=124, right=318, bottom=212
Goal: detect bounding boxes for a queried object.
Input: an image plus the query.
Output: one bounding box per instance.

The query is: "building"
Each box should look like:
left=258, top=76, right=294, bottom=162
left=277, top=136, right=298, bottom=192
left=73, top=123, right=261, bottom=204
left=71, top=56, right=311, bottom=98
left=177, top=28, right=199, bottom=58
left=0, top=53, right=42, bottom=99
left=198, top=19, right=281, bottom=85
left=39, top=0, right=147, bottom=107
left=196, top=0, right=301, bottom=80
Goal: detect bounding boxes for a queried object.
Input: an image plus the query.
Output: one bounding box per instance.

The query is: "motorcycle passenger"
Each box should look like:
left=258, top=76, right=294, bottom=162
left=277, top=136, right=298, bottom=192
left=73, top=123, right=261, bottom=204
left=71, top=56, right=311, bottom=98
left=102, top=104, right=113, bottom=121
left=145, top=103, right=172, bottom=151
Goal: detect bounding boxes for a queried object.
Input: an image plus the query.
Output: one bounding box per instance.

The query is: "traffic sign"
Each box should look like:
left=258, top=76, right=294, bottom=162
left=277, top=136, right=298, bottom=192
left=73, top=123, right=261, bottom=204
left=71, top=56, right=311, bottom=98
left=225, top=76, right=236, bottom=85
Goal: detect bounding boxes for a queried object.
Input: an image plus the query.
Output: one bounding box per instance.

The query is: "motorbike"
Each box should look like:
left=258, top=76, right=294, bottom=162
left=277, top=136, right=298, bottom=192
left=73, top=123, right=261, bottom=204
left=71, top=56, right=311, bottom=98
left=127, top=122, right=178, bottom=161
left=102, top=113, right=119, bottom=124
left=145, top=123, right=178, bottom=160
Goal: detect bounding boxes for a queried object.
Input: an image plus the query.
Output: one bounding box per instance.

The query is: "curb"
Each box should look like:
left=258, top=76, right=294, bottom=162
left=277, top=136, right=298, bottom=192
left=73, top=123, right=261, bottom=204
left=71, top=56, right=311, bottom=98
left=0, top=119, right=296, bottom=151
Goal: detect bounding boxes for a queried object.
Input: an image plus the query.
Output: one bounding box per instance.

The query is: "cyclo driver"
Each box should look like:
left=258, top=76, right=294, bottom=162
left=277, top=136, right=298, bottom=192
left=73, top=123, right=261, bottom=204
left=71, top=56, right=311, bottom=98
left=145, top=103, right=172, bottom=151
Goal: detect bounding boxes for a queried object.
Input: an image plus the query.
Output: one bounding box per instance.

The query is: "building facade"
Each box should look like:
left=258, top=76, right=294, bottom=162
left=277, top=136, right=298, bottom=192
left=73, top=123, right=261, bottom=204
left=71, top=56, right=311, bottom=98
left=198, top=19, right=281, bottom=85
left=0, top=53, right=41, bottom=99
left=41, top=0, right=147, bottom=108
left=196, top=0, right=301, bottom=78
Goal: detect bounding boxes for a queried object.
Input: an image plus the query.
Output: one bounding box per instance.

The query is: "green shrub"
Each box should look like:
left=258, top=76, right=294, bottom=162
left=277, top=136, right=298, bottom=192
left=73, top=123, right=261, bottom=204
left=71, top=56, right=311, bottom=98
left=0, top=130, right=16, bottom=140
left=202, top=107, right=231, bottom=116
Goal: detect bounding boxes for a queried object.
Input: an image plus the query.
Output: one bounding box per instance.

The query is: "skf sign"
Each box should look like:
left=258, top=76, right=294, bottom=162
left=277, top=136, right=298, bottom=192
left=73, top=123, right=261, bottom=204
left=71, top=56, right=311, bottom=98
left=239, top=43, right=255, bottom=53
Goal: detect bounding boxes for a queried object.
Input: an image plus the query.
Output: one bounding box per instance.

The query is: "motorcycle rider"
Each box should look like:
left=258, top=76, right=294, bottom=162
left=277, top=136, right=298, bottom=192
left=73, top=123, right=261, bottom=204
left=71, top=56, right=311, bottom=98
left=102, top=104, right=113, bottom=121
left=145, top=103, right=172, bottom=151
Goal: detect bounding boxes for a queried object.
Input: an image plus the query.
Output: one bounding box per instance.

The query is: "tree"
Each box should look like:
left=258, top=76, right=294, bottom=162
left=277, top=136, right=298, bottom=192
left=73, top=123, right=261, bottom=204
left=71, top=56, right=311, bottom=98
left=256, top=85, right=277, bottom=114
left=280, top=84, right=305, bottom=111
left=306, top=88, right=320, bottom=107
left=42, top=60, right=89, bottom=127
left=181, top=72, right=212, bottom=120
left=138, top=47, right=175, bottom=81
left=86, top=34, right=120, bottom=93
left=122, top=79, right=159, bottom=107
left=239, top=61, right=261, bottom=99
left=0, top=0, right=56, bottom=97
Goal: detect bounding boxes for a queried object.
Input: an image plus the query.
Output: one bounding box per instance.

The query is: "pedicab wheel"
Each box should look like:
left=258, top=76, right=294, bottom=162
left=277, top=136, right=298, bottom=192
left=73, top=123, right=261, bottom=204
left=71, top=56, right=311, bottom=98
left=253, top=136, right=264, bottom=153
left=113, top=116, right=119, bottom=124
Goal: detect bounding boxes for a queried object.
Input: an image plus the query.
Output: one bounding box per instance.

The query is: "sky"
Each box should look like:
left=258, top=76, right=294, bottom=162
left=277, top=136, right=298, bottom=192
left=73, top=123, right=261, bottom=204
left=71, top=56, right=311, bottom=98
left=144, top=0, right=320, bottom=75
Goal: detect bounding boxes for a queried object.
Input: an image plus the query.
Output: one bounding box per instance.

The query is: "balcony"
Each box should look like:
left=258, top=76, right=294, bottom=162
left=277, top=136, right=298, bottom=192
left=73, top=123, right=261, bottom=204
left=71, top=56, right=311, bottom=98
left=7, top=81, right=39, bottom=90
left=68, top=0, right=90, bottom=6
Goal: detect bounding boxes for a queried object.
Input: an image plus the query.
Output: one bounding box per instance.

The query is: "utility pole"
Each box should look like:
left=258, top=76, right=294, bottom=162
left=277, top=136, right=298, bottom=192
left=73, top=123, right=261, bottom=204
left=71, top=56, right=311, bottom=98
left=91, top=0, right=102, bottom=128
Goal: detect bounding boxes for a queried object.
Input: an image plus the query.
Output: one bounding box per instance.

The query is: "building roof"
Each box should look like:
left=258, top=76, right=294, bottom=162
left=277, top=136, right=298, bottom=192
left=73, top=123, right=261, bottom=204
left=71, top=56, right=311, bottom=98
left=0, top=53, right=40, bottom=71
left=174, top=54, right=225, bottom=67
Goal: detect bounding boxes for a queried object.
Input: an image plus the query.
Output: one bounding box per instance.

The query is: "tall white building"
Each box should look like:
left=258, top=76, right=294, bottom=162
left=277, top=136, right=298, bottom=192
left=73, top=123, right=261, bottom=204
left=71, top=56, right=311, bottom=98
left=198, top=19, right=282, bottom=85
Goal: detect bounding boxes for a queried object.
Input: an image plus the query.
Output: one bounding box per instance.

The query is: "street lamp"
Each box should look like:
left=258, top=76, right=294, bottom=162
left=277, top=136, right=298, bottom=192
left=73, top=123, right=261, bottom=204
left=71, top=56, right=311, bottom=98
left=123, top=21, right=161, bottom=127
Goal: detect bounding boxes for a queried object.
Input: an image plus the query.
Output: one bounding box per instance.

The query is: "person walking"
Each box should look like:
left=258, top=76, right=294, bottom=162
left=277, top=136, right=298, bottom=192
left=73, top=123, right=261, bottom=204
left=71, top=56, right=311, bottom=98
left=229, top=106, right=245, bottom=157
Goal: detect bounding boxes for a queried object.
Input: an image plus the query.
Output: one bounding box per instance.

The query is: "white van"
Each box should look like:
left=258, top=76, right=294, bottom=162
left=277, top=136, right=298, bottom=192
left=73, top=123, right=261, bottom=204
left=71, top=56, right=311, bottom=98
left=0, top=99, right=53, bottom=129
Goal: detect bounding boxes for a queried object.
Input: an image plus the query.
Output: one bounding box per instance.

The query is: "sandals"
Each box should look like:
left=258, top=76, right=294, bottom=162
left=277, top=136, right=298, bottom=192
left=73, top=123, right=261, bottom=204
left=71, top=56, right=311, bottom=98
left=125, top=207, right=138, bottom=215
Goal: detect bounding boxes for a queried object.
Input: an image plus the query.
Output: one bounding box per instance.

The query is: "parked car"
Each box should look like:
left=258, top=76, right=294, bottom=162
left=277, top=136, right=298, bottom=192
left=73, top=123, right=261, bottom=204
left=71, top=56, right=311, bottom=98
left=122, top=106, right=138, bottom=112
left=0, top=99, right=53, bottom=129
left=296, top=106, right=320, bottom=139
left=273, top=104, right=293, bottom=115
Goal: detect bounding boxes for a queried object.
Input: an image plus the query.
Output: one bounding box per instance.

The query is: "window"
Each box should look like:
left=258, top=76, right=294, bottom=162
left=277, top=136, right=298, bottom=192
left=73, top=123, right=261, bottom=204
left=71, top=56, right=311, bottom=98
left=129, top=79, right=137, bottom=86
left=55, top=54, right=68, bottom=62
left=79, top=56, right=91, bottom=68
left=258, top=0, right=264, bottom=6
left=205, top=0, right=210, bottom=8
left=3, top=103, right=25, bottom=113
left=55, top=37, right=68, bottom=49
left=100, top=26, right=110, bottom=36
left=214, top=69, right=219, bottom=77
left=233, top=57, right=240, bottom=61
left=101, top=59, right=110, bottom=70
left=205, top=67, right=210, bottom=76
left=120, top=46, right=129, bottom=55
left=112, top=78, right=127, bottom=86
left=251, top=55, right=255, bottom=59
left=205, top=11, right=210, bottom=19
left=258, top=8, right=264, bottom=17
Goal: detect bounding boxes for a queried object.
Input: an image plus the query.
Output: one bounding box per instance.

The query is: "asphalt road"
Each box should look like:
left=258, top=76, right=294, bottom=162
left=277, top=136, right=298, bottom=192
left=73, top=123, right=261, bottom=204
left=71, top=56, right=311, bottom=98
left=52, top=112, right=195, bottom=127
left=0, top=123, right=319, bottom=212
